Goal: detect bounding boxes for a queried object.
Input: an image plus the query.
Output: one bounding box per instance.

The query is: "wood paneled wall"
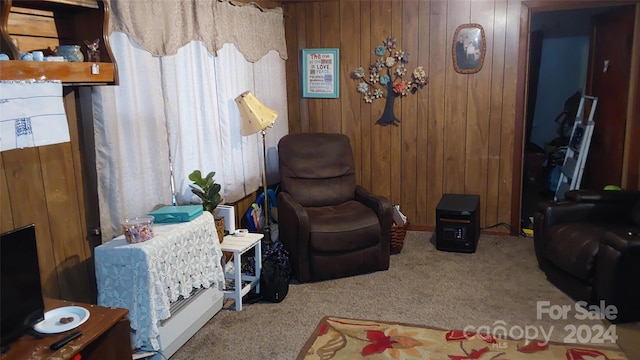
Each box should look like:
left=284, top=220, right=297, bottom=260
left=284, top=0, right=522, bottom=233
left=1, top=89, right=95, bottom=303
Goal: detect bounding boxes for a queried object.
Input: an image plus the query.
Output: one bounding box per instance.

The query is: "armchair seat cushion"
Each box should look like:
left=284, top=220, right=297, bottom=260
left=308, top=201, right=380, bottom=253
left=543, top=223, right=604, bottom=282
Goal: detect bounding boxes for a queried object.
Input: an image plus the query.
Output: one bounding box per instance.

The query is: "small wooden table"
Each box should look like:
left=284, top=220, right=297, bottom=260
left=1, top=299, right=132, bottom=360
left=220, top=233, right=263, bottom=311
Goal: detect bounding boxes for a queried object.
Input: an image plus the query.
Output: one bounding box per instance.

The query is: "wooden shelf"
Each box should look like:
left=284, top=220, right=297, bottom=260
left=0, top=60, right=115, bottom=84
left=8, top=0, right=100, bottom=11
left=41, top=0, right=100, bottom=9
left=1, top=0, right=118, bottom=85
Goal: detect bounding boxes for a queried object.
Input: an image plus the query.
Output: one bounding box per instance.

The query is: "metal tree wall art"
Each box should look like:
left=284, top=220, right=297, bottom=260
left=352, top=36, right=429, bottom=126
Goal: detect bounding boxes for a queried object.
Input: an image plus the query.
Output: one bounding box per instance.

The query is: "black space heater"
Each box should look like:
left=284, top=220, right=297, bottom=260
left=436, top=194, right=480, bottom=253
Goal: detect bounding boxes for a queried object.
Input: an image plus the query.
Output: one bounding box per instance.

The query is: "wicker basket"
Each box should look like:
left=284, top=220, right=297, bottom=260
left=391, top=220, right=409, bottom=254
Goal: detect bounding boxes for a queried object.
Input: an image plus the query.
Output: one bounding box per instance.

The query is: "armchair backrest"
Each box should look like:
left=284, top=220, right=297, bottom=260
left=278, top=133, right=356, bottom=207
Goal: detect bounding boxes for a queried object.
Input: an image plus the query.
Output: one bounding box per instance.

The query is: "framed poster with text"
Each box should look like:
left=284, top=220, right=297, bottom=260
left=301, top=48, right=339, bottom=98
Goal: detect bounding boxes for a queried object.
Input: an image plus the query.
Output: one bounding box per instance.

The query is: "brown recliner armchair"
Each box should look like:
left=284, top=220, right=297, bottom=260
left=277, top=133, right=393, bottom=283
left=534, top=189, right=640, bottom=323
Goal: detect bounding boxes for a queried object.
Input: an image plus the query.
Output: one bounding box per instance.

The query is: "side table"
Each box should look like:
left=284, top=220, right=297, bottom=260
left=1, top=298, right=131, bottom=360
left=220, top=233, right=263, bottom=311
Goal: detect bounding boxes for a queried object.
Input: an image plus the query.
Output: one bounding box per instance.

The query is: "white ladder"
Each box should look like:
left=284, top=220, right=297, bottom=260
left=554, top=95, right=598, bottom=200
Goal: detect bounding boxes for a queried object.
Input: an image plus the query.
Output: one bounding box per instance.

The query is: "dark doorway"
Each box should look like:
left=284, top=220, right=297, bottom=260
left=521, top=5, right=626, bottom=231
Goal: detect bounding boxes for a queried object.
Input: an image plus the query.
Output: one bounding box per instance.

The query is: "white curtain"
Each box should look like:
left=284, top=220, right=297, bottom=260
left=93, top=33, right=288, bottom=242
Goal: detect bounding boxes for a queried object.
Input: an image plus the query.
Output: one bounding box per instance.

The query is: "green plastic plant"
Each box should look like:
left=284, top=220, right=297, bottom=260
left=188, top=170, right=222, bottom=213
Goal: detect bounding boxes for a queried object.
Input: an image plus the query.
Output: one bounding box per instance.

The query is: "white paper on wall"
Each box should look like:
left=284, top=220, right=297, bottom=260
left=0, top=80, right=69, bottom=152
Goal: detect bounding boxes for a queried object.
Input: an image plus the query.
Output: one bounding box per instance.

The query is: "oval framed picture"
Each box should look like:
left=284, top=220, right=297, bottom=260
left=453, top=23, right=486, bottom=74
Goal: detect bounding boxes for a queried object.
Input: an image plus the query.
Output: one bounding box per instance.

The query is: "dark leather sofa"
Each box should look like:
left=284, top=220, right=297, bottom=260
left=534, top=189, right=640, bottom=323
left=277, top=133, right=393, bottom=283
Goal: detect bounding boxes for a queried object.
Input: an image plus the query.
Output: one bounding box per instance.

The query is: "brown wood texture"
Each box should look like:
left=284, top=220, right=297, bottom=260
left=485, top=0, right=507, bottom=228
left=0, top=156, right=13, bottom=229
left=80, top=318, right=132, bottom=360
left=425, top=0, right=446, bottom=227
left=369, top=0, right=391, bottom=201
left=359, top=0, right=371, bottom=191
left=230, top=192, right=259, bottom=229
left=1, top=0, right=117, bottom=84
left=6, top=4, right=74, bottom=52
left=0, top=0, right=268, bottom=303
left=284, top=0, right=639, bottom=234
left=340, top=0, right=361, bottom=185
left=0, top=91, right=93, bottom=303
left=399, top=0, right=419, bottom=222
left=0, top=61, right=115, bottom=83
left=283, top=0, right=521, bottom=233
left=7, top=9, right=69, bottom=40
left=388, top=0, right=402, bottom=207
left=44, top=0, right=100, bottom=9
left=415, top=0, right=430, bottom=226
left=1, top=298, right=131, bottom=360
left=8, top=35, right=59, bottom=54
left=583, top=6, right=634, bottom=190
left=629, top=6, right=640, bottom=189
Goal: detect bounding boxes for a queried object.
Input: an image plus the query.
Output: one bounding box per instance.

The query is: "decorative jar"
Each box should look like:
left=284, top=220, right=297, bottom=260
left=121, top=216, right=155, bottom=243
left=56, top=45, right=84, bottom=62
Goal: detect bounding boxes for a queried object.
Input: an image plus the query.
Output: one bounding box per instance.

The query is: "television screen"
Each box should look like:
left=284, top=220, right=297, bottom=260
left=1, top=224, right=45, bottom=348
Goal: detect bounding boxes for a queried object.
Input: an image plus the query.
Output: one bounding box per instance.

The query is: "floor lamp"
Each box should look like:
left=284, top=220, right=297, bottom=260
left=235, top=91, right=278, bottom=243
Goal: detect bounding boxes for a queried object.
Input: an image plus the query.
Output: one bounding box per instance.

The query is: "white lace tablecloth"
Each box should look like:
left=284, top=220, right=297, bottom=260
left=94, top=211, right=224, bottom=351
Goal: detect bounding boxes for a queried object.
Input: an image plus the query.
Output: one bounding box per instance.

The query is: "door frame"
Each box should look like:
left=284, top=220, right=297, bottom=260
left=512, top=1, right=640, bottom=233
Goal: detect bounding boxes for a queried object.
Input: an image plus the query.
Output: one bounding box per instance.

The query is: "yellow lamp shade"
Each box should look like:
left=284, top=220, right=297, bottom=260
left=235, top=91, right=278, bottom=136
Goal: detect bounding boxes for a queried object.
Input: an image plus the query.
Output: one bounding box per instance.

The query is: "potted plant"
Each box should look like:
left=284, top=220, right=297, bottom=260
left=188, top=170, right=222, bottom=212
left=188, top=170, right=224, bottom=242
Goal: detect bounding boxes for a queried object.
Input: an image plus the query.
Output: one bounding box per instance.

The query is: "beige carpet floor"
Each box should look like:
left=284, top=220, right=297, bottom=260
left=170, top=231, right=639, bottom=360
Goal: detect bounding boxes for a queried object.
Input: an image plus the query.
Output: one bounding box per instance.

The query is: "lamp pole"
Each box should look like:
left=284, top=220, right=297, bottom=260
left=260, top=128, right=271, bottom=244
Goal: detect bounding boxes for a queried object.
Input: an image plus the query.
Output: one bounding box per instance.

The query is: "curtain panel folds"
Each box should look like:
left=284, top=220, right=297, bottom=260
left=107, top=0, right=288, bottom=62
left=94, top=0, right=289, bottom=242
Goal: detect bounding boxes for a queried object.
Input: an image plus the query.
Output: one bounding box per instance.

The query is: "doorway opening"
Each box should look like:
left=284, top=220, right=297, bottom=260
left=521, top=5, right=622, bottom=232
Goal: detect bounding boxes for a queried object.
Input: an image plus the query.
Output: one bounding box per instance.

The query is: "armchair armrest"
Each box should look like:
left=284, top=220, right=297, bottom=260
left=596, top=230, right=640, bottom=323
left=533, top=201, right=596, bottom=261
left=537, top=190, right=640, bottom=225
left=602, top=230, right=640, bottom=255
left=535, top=200, right=596, bottom=228
left=277, top=191, right=311, bottom=281
left=355, top=185, right=393, bottom=245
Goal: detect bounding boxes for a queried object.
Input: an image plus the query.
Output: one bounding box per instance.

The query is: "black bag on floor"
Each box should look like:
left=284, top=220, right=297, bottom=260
left=260, top=240, right=290, bottom=303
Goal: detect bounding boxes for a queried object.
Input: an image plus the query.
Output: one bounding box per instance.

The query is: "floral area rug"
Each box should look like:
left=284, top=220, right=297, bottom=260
left=297, top=316, right=628, bottom=360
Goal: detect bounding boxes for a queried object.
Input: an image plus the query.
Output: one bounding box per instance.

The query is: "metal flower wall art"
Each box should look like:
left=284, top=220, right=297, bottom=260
left=352, top=36, right=429, bottom=126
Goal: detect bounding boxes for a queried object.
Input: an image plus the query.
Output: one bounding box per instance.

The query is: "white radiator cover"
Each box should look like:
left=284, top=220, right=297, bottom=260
left=158, top=287, right=224, bottom=358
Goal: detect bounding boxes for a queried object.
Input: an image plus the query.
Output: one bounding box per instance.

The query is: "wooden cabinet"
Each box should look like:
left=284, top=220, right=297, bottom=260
left=1, top=299, right=132, bottom=360
left=0, top=0, right=118, bottom=85
left=0, top=1, right=111, bottom=305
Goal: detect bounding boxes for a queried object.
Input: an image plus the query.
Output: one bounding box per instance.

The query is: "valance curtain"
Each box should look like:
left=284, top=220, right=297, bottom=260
left=94, top=2, right=288, bottom=242
left=107, top=0, right=288, bottom=61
